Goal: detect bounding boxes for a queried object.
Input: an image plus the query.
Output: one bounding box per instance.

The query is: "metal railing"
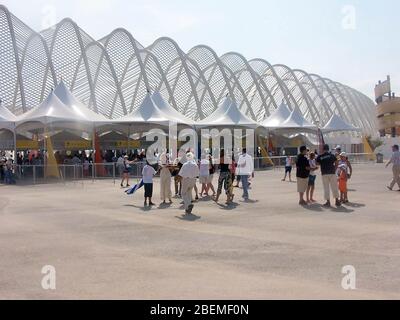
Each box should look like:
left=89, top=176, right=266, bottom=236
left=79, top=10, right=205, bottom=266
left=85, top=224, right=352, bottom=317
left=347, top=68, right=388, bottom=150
left=0, top=153, right=377, bottom=185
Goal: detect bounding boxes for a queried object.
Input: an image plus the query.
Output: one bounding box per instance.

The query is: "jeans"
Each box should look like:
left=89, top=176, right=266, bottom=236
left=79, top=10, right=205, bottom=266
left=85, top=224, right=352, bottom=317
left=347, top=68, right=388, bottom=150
left=240, top=175, right=249, bottom=199
left=4, top=169, right=14, bottom=184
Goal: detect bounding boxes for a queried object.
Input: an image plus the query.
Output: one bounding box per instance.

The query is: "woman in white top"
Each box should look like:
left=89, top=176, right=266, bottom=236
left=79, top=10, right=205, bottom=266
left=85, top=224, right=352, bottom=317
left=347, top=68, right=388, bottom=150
left=282, top=155, right=293, bottom=182
left=306, top=152, right=318, bottom=203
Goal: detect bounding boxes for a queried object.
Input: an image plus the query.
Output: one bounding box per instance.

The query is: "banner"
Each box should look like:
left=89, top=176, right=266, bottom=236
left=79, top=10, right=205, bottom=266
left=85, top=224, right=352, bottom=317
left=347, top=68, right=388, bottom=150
left=115, top=140, right=141, bottom=149
left=16, top=140, right=39, bottom=149
left=65, top=140, right=91, bottom=149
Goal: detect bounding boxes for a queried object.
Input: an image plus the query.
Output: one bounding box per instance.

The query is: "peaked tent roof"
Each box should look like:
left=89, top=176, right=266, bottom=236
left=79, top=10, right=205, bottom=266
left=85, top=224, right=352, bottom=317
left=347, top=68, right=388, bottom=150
left=278, top=106, right=317, bottom=132
left=322, top=114, right=360, bottom=133
left=54, top=81, right=107, bottom=122
left=196, top=97, right=259, bottom=128
left=260, top=102, right=291, bottom=128
left=151, top=91, right=194, bottom=125
left=0, top=104, right=17, bottom=130
left=115, top=93, right=178, bottom=126
left=17, top=92, right=82, bottom=126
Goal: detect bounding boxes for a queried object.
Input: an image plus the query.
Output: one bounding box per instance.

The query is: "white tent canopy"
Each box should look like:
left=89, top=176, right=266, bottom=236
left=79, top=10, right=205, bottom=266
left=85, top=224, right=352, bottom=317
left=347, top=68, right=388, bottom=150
left=0, top=104, right=17, bottom=130
left=16, top=91, right=101, bottom=132
left=322, top=114, right=360, bottom=133
left=115, top=93, right=179, bottom=126
left=260, top=102, right=291, bottom=128
left=196, top=97, right=259, bottom=129
left=277, top=106, right=317, bottom=133
left=151, top=91, right=194, bottom=125
left=54, top=80, right=107, bottom=122
left=17, top=92, right=81, bottom=126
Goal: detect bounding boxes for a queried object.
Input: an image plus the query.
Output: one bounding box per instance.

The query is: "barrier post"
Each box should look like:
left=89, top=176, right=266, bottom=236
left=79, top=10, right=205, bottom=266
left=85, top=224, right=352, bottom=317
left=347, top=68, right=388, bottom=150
left=33, top=165, right=36, bottom=185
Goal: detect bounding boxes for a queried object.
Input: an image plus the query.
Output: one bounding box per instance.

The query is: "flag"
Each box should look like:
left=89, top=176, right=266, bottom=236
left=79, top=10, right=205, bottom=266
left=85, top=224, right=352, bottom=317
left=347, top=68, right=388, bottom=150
left=125, top=179, right=144, bottom=195
left=317, top=129, right=325, bottom=155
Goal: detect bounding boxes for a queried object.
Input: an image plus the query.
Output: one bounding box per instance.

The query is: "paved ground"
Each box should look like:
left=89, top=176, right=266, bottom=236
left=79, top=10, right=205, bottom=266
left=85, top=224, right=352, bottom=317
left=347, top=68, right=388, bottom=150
left=0, top=163, right=399, bottom=299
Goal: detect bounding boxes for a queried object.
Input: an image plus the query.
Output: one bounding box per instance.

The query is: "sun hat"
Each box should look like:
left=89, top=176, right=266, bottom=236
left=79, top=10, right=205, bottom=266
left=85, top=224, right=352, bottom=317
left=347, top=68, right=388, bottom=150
left=340, top=152, right=347, bottom=157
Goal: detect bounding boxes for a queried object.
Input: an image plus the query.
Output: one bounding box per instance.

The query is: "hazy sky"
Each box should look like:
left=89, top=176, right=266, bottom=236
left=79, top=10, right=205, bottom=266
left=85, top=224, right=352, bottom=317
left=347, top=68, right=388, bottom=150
left=2, top=0, right=399, bottom=99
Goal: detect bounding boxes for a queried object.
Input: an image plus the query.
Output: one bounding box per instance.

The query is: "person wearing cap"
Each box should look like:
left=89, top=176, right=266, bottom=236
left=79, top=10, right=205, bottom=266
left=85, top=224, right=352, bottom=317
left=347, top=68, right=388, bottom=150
left=316, top=144, right=341, bottom=207
left=337, top=152, right=352, bottom=203
left=178, top=152, right=199, bottom=215
left=386, top=144, right=400, bottom=191
left=337, top=153, right=349, bottom=203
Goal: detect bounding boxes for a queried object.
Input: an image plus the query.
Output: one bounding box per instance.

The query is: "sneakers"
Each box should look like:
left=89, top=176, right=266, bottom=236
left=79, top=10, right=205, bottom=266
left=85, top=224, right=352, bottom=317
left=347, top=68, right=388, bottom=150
left=335, top=199, right=342, bottom=207
left=323, top=201, right=331, bottom=208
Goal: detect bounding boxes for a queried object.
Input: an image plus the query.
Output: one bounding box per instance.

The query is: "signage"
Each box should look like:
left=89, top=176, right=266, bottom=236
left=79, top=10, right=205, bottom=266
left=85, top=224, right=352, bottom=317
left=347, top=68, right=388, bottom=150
left=65, top=140, right=91, bottom=149
left=16, top=140, right=39, bottom=149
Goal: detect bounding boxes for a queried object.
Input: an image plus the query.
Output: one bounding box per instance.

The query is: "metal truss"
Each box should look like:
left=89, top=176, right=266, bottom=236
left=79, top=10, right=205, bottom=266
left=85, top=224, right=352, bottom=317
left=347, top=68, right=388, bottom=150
left=0, top=5, right=376, bottom=134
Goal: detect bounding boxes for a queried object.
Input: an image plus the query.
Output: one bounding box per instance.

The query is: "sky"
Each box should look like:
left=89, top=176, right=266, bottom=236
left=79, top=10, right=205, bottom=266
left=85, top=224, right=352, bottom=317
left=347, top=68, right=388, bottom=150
left=2, top=0, right=399, bottom=99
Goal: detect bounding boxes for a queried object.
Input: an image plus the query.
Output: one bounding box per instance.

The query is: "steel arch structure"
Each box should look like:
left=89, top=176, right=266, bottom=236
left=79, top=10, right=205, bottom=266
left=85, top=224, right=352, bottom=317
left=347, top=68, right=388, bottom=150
left=0, top=5, right=377, bottom=134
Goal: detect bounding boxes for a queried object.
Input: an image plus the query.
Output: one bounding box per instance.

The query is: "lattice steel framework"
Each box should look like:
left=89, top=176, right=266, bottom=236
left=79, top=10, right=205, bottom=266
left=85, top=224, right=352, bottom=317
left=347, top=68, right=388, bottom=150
left=0, top=5, right=376, bottom=134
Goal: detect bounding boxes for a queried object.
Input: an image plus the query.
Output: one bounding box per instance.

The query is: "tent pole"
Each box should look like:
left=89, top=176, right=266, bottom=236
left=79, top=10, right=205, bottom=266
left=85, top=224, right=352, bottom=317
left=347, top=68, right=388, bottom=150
left=92, top=123, right=96, bottom=180
left=127, top=124, right=130, bottom=155
left=13, top=123, right=17, bottom=164
left=44, top=123, right=47, bottom=178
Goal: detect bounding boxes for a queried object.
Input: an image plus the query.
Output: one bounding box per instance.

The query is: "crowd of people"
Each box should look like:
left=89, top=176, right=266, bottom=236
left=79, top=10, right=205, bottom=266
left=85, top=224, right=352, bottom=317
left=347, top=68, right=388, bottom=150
left=293, top=144, right=353, bottom=207
left=127, top=148, right=255, bottom=215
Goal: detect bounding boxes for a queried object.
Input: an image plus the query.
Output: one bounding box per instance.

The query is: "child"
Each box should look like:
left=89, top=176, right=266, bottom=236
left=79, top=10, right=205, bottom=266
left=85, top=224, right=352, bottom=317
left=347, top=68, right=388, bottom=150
left=337, top=163, right=348, bottom=203
left=142, top=161, right=157, bottom=206
left=306, top=152, right=318, bottom=203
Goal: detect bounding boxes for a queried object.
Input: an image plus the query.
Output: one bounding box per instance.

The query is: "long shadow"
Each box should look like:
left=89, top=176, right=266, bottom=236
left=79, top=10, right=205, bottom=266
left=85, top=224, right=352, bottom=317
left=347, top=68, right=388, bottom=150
left=238, top=199, right=259, bottom=204
left=302, top=203, right=324, bottom=212
left=123, top=204, right=152, bottom=212
left=329, top=206, right=355, bottom=213
left=217, top=202, right=239, bottom=211
left=342, top=202, right=365, bottom=209
left=158, top=202, right=172, bottom=209
left=175, top=213, right=201, bottom=221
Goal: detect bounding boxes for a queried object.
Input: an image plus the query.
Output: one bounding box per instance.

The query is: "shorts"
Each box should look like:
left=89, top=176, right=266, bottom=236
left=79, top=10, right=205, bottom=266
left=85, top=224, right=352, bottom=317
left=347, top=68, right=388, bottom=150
left=285, top=166, right=292, bottom=174
left=144, top=183, right=153, bottom=198
left=199, top=176, right=209, bottom=184
left=297, top=177, right=308, bottom=193
left=308, top=175, right=316, bottom=186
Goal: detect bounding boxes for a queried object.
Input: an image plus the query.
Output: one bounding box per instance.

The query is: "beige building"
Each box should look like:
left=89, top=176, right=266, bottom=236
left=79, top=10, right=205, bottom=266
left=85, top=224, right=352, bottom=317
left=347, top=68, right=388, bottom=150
left=376, top=76, right=400, bottom=137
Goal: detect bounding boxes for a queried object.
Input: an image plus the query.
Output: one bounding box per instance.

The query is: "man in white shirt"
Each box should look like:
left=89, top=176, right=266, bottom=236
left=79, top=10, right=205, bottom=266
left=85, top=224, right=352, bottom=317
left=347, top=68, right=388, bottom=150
left=236, top=148, right=254, bottom=201
left=386, top=144, right=400, bottom=191
left=178, top=152, right=200, bottom=214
